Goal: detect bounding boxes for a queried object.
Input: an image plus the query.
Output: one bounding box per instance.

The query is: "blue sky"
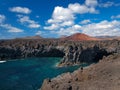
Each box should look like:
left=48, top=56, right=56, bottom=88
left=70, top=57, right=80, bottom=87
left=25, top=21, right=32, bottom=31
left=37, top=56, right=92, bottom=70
left=0, top=0, right=120, bottom=39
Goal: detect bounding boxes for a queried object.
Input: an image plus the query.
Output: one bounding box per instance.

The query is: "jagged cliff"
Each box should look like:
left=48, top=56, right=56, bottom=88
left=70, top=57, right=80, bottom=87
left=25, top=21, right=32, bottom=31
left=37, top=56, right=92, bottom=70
left=40, top=53, right=120, bottom=90
left=0, top=39, right=120, bottom=66
left=1, top=39, right=120, bottom=90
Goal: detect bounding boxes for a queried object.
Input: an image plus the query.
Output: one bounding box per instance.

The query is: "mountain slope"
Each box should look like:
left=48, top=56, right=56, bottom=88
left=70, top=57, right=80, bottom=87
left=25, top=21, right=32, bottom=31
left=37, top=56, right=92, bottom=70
left=62, top=33, right=99, bottom=41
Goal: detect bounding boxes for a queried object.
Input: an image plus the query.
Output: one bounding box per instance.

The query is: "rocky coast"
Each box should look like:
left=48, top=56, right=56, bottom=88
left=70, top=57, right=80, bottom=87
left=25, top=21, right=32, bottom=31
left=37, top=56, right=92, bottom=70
left=0, top=39, right=120, bottom=66
left=0, top=38, right=120, bottom=90
left=40, top=53, right=120, bottom=90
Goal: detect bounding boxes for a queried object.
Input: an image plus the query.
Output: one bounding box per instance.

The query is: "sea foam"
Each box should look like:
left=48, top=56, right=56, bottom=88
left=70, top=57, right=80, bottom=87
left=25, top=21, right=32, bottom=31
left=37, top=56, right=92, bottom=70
left=0, top=61, right=6, bottom=63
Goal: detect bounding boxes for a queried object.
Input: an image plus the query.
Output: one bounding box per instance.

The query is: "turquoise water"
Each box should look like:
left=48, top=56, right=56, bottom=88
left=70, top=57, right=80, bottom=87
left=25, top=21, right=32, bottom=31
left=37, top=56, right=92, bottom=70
left=0, top=57, right=89, bottom=90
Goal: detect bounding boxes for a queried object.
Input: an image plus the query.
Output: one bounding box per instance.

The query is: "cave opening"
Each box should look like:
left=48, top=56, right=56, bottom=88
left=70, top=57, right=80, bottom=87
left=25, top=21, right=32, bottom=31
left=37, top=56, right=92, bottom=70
left=93, top=49, right=112, bottom=62
left=79, top=47, right=113, bottom=63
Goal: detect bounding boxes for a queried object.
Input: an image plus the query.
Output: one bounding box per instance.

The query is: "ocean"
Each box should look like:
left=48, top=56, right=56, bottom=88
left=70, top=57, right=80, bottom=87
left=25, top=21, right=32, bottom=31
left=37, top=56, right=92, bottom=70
left=0, top=57, right=88, bottom=90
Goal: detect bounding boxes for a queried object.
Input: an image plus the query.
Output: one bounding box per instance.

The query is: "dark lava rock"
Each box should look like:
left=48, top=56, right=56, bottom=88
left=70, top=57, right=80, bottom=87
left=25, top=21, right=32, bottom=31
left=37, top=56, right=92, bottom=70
left=0, top=39, right=120, bottom=66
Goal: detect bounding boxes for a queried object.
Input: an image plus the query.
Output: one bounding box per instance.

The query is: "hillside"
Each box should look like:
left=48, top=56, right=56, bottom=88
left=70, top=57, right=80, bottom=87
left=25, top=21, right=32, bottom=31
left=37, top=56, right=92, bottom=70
left=40, top=53, right=120, bottom=90
left=61, top=33, right=99, bottom=41
left=96, top=36, right=120, bottom=40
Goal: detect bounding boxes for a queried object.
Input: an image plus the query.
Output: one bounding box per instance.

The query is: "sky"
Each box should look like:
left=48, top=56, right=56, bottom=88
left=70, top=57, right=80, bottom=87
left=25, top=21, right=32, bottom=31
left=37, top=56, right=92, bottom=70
left=0, top=0, right=120, bottom=39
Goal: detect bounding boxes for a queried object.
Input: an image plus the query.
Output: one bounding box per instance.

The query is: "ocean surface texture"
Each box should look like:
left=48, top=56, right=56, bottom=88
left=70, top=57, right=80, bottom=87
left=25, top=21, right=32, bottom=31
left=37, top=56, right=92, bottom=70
left=0, top=57, right=88, bottom=90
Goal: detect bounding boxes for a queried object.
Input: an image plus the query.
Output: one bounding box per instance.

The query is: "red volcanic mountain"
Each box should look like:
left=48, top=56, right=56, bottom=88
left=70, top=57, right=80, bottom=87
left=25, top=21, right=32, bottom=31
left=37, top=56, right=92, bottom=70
left=61, top=33, right=99, bottom=41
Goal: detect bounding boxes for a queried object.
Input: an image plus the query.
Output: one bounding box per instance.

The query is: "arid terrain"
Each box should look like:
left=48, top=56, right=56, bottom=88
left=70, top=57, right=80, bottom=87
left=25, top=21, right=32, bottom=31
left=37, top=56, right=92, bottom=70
left=40, top=53, right=120, bottom=90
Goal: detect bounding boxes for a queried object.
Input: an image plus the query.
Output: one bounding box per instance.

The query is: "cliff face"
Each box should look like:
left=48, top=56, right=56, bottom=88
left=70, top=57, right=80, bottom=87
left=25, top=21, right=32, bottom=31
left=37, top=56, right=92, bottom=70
left=1, top=39, right=120, bottom=90
left=0, top=39, right=65, bottom=60
left=0, top=39, right=120, bottom=66
left=58, top=40, right=120, bottom=66
left=59, top=45, right=110, bottom=66
left=40, top=53, right=120, bottom=90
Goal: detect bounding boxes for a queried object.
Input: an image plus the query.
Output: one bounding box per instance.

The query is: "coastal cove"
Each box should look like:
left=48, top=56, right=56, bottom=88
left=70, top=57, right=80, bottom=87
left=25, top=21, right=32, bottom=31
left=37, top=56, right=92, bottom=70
left=0, top=0, right=120, bottom=89
left=0, top=57, right=89, bottom=90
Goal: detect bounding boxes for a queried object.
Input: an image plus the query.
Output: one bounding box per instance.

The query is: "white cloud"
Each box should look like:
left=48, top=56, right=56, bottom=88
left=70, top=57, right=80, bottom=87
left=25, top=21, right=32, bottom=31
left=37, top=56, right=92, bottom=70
left=18, top=15, right=34, bottom=23
left=82, top=20, right=120, bottom=36
left=44, top=24, right=59, bottom=30
left=52, top=24, right=81, bottom=36
left=44, top=6, right=74, bottom=30
left=111, top=15, right=120, bottom=19
left=0, top=24, right=23, bottom=33
left=0, top=14, right=24, bottom=33
left=36, top=31, right=42, bottom=35
left=73, top=24, right=82, bottom=30
left=68, top=3, right=98, bottom=14
left=8, top=27, right=23, bottom=33
left=44, top=0, right=98, bottom=31
left=54, top=28, right=78, bottom=36
left=85, top=0, right=98, bottom=7
left=18, top=15, right=40, bottom=28
left=50, top=20, right=120, bottom=37
left=80, top=19, right=91, bottom=24
left=60, top=20, right=74, bottom=26
left=68, top=3, right=88, bottom=14
left=50, top=6, right=74, bottom=23
left=9, top=7, right=31, bottom=14
left=99, top=1, right=120, bottom=8
left=28, top=23, right=40, bottom=28
left=44, top=0, right=120, bottom=37
left=0, top=14, right=5, bottom=23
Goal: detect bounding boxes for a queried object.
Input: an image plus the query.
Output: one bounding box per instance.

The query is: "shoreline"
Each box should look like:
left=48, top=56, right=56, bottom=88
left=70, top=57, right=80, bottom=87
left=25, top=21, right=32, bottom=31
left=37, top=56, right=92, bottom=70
left=40, top=54, right=120, bottom=90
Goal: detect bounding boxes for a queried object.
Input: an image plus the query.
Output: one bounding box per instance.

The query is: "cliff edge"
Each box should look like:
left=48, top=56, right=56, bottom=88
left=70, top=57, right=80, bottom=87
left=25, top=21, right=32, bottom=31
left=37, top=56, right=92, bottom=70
left=40, top=53, right=120, bottom=90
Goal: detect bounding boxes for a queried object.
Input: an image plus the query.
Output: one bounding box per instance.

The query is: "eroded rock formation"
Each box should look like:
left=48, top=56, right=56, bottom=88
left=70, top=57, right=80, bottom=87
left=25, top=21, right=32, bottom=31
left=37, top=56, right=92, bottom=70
left=40, top=53, right=120, bottom=90
left=59, top=45, right=111, bottom=66
left=1, top=39, right=120, bottom=90
left=0, top=39, right=120, bottom=66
